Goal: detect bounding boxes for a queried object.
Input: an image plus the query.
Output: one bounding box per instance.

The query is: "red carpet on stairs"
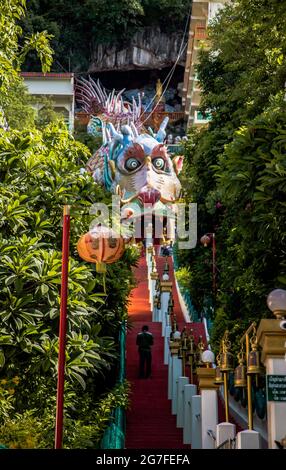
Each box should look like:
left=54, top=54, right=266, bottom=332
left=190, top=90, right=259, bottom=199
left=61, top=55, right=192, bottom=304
left=125, top=254, right=205, bottom=449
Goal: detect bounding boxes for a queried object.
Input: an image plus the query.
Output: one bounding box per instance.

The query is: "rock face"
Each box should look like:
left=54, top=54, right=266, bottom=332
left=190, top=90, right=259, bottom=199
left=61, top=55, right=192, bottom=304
left=89, top=27, right=186, bottom=72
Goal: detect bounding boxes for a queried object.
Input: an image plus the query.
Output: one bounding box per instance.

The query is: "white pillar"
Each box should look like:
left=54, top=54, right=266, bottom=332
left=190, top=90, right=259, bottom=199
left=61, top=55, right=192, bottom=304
left=216, top=422, right=236, bottom=448
left=147, top=263, right=152, bottom=295
left=265, top=358, right=286, bottom=449
left=150, top=277, right=156, bottom=310
left=168, top=354, right=173, bottom=400
left=177, top=376, right=189, bottom=428
left=201, top=389, right=218, bottom=449
left=161, top=291, right=170, bottom=334
left=172, top=356, right=182, bottom=414
left=191, top=395, right=202, bottom=449
left=236, top=430, right=260, bottom=449
left=197, top=367, right=218, bottom=450
left=152, top=303, right=156, bottom=322
left=183, top=384, right=197, bottom=445
left=257, top=319, right=286, bottom=449
left=146, top=245, right=152, bottom=268
left=164, top=326, right=172, bottom=365
left=157, top=305, right=162, bottom=323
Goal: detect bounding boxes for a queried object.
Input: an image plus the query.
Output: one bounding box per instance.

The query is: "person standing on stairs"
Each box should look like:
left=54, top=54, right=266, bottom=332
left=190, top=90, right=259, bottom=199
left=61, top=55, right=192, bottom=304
left=136, top=325, right=154, bottom=378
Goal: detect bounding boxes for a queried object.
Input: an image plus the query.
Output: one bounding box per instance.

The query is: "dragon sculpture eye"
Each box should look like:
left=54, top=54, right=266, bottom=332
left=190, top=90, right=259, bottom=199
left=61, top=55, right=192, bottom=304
left=152, top=157, right=166, bottom=171
left=125, top=158, right=141, bottom=172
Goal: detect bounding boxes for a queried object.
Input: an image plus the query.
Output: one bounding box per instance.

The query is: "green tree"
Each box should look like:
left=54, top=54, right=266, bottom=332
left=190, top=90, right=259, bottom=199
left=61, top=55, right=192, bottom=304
left=177, top=0, right=286, bottom=353
left=0, top=1, right=137, bottom=448
left=21, top=0, right=191, bottom=72
left=0, top=0, right=53, bottom=111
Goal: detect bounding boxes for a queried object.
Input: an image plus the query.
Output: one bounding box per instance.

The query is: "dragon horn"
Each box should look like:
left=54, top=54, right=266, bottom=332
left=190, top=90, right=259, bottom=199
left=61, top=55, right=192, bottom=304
left=131, top=122, right=139, bottom=138
left=90, top=77, right=105, bottom=103
left=148, top=127, right=155, bottom=137
left=106, top=127, right=111, bottom=142
left=137, top=93, right=142, bottom=118
left=110, top=89, right=115, bottom=111
left=100, top=80, right=108, bottom=100
left=156, top=117, right=169, bottom=142
left=102, top=125, right=107, bottom=145
left=108, top=123, right=123, bottom=144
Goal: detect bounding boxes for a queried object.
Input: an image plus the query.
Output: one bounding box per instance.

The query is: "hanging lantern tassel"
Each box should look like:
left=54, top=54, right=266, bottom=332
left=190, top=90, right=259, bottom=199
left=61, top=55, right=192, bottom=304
left=95, top=261, right=107, bottom=294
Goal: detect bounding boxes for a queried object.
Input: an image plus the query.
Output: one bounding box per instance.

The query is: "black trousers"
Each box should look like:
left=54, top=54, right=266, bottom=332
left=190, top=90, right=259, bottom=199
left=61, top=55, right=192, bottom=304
left=139, top=350, right=152, bottom=378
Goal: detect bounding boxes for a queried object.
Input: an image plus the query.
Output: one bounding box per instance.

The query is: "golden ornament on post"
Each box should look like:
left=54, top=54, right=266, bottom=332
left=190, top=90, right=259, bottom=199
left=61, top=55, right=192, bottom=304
left=170, top=334, right=181, bottom=356
left=220, top=331, right=233, bottom=422
left=163, top=259, right=169, bottom=275
left=247, top=328, right=261, bottom=375
left=239, top=321, right=257, bottom=430
left=187, top=330, right=196, bottom=384
left=220, top=333, right=234, bottom=373
left=234, top=349, right=247, bottom=388
left=188, top=330, right=195, bottom=355
left=154, top=293, right=159, bottom=308
left=168, top=294, right=174, bottom=309
left=172, top=314, right=178, bottom=334
left=196, top=336, right=205, bottom=367
left=180, top=327, right=188, bottom=376
left=155, top=277, right=161, bottom=292
left=157, top=296, right=161, bottom=310
left=214, top=353, right=224, bottom=385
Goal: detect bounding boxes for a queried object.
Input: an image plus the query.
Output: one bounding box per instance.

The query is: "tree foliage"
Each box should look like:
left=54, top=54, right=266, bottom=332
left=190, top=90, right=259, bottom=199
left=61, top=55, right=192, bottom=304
left=0, top=123, right=137, bottom=388
left=178, top=0, right=286, bottom=352
left=0, top=1, right=137, bottom=447
left=0, top=1, right=53, bottom=109
left=21, top=0, right=192, bottom=72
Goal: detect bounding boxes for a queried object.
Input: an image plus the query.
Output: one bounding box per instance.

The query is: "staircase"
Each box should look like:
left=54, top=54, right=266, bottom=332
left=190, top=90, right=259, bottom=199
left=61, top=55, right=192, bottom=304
left=125, top=254, right=205, bottom=448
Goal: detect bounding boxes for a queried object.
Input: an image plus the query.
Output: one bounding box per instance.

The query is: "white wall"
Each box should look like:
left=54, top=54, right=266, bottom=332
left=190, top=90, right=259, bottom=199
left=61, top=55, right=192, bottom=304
left=24, top=78, right=74, bottom=96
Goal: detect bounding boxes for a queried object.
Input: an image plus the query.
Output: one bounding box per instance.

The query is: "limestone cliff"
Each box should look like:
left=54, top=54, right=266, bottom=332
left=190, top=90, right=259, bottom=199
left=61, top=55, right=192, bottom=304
left=89, top=27, right=186, bottom=72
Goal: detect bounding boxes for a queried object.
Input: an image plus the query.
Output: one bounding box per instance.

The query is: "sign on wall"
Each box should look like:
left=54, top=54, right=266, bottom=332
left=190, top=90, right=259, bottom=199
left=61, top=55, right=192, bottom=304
left=266, top=375, right=286, bottom=402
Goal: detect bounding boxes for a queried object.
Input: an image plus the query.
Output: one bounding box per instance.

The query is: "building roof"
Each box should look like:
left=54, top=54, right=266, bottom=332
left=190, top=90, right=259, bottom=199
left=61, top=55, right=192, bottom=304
left=21, top=72, right=74, bottom=79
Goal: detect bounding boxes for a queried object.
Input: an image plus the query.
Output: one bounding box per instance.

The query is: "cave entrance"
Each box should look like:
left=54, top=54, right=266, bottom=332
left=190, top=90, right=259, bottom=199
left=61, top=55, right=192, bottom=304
left=92, top=65, right=185, bottom=114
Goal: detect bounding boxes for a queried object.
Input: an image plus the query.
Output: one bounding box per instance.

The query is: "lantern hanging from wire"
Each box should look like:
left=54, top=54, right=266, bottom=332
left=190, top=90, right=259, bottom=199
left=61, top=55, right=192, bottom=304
left=77, top=224, right=125, bottom=293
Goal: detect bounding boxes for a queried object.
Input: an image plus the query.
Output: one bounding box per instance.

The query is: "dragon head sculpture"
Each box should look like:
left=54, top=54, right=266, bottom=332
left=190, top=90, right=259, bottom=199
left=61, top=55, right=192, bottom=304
left=86, top=118, right=183, bottom=239
left=77, top=77, right=184, bottom=240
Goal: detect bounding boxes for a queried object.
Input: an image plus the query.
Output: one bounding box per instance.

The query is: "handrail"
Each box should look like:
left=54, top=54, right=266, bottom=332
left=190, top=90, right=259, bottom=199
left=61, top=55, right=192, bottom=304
left=240, top=322, right=256, bottom=344
left=207, top=429, right=216, bottom=441
left=216, top=438, right=236, bottom=450
left=100, top=321, right=126, bottom=449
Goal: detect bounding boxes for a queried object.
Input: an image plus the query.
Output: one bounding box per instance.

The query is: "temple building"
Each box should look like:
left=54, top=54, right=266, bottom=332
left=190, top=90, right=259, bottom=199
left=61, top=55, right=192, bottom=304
left=21, top=72, right=75, bottom=131
left=182, top=0, right=228, bottom=128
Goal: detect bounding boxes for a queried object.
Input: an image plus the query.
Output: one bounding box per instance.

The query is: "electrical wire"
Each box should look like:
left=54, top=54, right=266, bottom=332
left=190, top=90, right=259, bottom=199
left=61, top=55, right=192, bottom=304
left=138, top=6, right=192, bottom=125
left=139, top=41, right=188, bottom=126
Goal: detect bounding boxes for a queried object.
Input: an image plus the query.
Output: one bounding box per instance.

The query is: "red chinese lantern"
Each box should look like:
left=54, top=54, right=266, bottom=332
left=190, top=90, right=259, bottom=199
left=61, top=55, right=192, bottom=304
left=77, top=225, right=125, bottom=273
left=200, top=234, right=211, bottom=247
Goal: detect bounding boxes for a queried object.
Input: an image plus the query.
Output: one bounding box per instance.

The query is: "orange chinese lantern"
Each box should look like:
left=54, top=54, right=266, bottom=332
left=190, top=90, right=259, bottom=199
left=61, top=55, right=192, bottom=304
left=77, top=225, right=125, bottom=275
